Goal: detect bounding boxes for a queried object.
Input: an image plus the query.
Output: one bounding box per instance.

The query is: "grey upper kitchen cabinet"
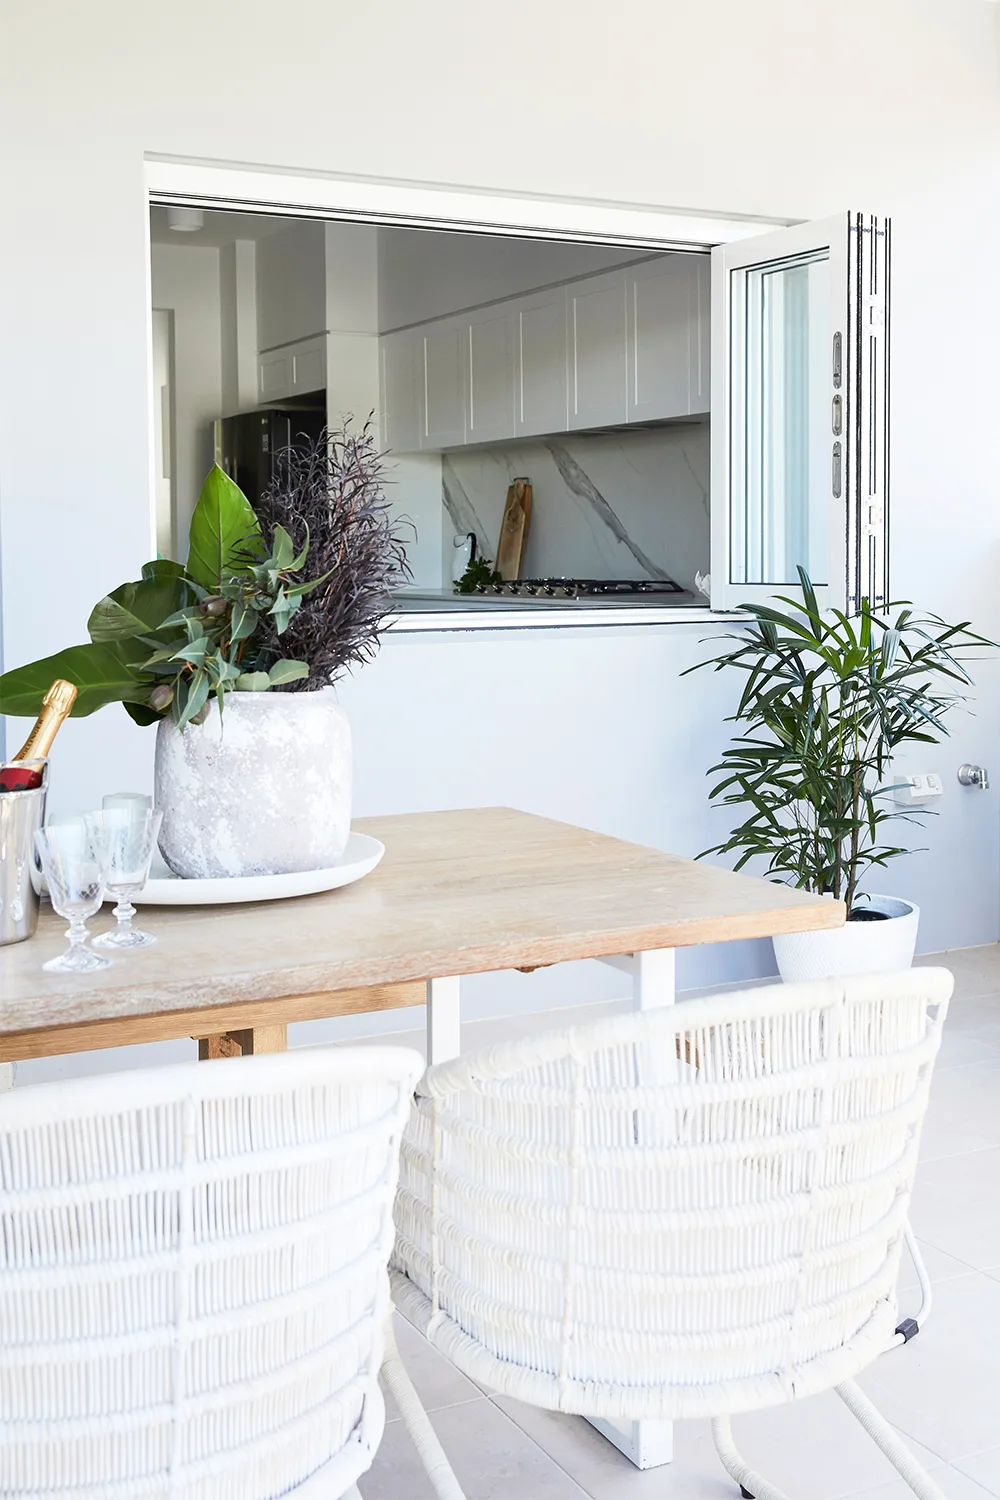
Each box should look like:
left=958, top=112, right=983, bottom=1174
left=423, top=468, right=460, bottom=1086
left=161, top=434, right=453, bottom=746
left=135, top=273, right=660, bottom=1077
left=380, top=327, right=423, bottom=452
left=257, top=334, right=328, bottom=404
left=422, top=316, right=467, bottom=449
left=627, top=254, right=709, bottom=421
left=465, top=306, right=516, bottom=444
left=568, top=269, right=628, bottom=430
left=513, top=286, right=569, bottom=438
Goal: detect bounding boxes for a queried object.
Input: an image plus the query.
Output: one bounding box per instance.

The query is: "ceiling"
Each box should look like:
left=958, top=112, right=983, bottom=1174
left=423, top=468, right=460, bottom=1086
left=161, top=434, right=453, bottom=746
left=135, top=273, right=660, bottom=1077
left=148, top=206, right=308, bottom=247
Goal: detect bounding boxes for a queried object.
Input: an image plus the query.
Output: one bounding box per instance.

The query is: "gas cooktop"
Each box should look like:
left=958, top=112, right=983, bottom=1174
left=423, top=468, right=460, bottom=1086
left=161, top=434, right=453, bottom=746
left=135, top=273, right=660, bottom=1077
left=472, top=578, right=685, bottom=599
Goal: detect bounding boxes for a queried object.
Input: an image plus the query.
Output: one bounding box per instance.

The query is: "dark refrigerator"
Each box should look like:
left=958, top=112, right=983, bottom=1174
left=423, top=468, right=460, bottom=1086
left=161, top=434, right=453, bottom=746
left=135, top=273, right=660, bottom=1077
left=213, top=408, right=326, bottom=509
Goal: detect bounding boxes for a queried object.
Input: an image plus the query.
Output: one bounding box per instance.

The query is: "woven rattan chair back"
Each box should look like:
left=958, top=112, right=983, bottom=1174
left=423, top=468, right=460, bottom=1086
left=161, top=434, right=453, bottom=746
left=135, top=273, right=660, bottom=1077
left=393, top=969, right=951, bottom=1422
left=0, top=1045, right=422, bottom=1499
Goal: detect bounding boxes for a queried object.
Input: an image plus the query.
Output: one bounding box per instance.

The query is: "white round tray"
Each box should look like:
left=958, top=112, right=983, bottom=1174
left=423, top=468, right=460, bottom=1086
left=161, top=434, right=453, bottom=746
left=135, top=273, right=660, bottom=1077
left=132, top=832, right=385, bottom=906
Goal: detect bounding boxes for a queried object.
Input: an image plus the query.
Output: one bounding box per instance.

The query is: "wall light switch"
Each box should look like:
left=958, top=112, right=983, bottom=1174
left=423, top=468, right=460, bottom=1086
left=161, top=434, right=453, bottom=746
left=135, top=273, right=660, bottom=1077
left=893, top=773, right=944, bottom=806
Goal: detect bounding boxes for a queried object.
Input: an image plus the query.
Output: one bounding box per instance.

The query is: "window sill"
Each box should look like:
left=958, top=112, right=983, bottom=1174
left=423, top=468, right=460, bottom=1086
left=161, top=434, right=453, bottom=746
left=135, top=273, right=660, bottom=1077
left=386, top=595, right=743, bottom=633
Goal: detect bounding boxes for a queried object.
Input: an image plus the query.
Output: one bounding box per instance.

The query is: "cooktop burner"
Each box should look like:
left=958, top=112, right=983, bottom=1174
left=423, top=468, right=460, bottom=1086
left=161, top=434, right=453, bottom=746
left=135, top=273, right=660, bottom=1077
left=473, top=577, right=685, bottom=599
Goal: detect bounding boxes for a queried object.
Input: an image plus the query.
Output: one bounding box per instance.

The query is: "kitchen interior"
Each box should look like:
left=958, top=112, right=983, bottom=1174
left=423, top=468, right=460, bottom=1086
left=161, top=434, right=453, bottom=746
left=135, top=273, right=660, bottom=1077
left=149, top=205, right=712, bottom=615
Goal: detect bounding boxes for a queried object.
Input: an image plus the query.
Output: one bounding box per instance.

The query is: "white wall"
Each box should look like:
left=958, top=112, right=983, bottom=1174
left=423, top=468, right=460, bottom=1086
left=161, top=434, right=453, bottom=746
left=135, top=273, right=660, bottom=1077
left=2, top=2, right=1000, bottom=1057
left=150, top=242, right=223, bottom=551
left=255, top=220, right=326, bottom=350
left=377, top=230, right=653, bottom=330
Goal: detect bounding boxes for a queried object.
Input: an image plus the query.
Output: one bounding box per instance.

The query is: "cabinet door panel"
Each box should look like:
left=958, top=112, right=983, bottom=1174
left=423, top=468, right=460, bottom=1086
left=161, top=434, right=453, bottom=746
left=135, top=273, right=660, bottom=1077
left=423, top=318, right=466, bottom=449
left=380, top=330, right=422, bottom=452
left=467, top=309, right=515, bottom=443
left=627, top=255, right=699, bottom=422
left=259, top=350, right=292, bottom=403
left=291, top=336, right=326, bottom=395
left=516, top=289, right=568, bottom=437
left=569, top=271, right=627, bottom=429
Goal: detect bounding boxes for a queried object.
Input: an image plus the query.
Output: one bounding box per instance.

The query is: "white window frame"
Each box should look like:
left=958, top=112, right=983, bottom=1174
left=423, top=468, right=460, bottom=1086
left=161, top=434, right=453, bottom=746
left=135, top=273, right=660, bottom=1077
left=710, top=212, right=890, bottom=615
left=144, top=158, right=885, bottom=631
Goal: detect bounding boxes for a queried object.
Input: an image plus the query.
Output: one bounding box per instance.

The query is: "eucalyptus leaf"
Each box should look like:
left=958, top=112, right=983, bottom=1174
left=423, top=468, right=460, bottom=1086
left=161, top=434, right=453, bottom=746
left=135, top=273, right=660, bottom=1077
left=235, top=671, right=271, bottom=692
left=178, top=670, right=211, bottom=730
left=186, top=465, right=264, bottom=590
left=268, top=659, right=310, bottom=686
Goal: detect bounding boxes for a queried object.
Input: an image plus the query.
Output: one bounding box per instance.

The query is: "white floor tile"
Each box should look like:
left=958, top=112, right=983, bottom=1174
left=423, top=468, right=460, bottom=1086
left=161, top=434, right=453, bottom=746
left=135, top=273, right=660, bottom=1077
left=843, top=1465, right=996, bottom=1500
left=919, top=1060, right=1000, bottom=1160
left=933, top=996, right=1000, bottom=1070
left=916, top=948, right=1000, bottom=1002
left=895, top=1240, right=973, bottom=1298
left=381, top=1312, right=480, bottom=1422
left=494, top=1393, right=942, bottom=1500
left=858, top=1274, right=1000, bottom=1461
left=953, top=1446, right=1000, bottom=1496
left=910, top=1149, right=1000, bottom=1269
left=359, top=1397, right=590, bottom=1499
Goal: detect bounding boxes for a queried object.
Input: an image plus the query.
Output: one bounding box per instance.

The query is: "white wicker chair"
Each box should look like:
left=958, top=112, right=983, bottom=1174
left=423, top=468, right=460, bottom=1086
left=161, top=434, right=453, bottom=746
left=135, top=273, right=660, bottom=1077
left=391, top=969, right=954, bottom=1500
left=0, top=1045, right=424, bottom=1500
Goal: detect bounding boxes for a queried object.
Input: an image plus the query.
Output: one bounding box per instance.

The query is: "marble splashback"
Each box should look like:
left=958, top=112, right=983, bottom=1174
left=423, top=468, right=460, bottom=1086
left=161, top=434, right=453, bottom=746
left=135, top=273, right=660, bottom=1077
left=442, top=423, right=710, bottom=589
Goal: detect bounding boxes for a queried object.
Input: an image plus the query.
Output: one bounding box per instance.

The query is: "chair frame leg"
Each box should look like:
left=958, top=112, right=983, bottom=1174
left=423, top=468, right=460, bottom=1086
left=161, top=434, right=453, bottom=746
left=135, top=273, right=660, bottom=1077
left=380, top=1318, right=467, bottom=1500
left=712, top=1385, right=948, bottom=1500
left=888, top=1225, right=933, bottom=1348
left=834, top=1381, right=948, bottom=1500
left=711, top=1417, right=792, bottom=1500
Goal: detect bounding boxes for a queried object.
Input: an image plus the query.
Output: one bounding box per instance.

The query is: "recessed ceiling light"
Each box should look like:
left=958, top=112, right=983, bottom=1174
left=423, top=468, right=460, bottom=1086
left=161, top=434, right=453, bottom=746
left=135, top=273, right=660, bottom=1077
left=166, top=207, right=204, bottom=233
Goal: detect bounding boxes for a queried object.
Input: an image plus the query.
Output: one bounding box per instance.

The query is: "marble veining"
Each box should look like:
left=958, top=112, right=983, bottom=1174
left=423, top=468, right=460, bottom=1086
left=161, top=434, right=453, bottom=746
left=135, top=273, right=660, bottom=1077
left=545, top=440, right=673, bottom=582
left=441, top=456, right=491, bottom=561
left=441, top=424, right=710, bottom=587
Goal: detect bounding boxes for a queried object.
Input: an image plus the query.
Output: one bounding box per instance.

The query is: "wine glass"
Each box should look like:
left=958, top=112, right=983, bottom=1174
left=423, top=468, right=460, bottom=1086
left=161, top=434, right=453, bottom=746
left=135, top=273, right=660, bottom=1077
left=35, top=818, right=114, bottom=973
left=92, top=804, right=162, bottom=950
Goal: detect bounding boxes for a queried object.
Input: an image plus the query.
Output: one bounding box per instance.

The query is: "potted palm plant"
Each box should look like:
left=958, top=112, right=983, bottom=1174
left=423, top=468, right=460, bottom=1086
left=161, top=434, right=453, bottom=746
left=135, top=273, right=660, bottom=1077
left=0, top=421, right=409, bottom=879
left=694, top=569, right=990, bottom=980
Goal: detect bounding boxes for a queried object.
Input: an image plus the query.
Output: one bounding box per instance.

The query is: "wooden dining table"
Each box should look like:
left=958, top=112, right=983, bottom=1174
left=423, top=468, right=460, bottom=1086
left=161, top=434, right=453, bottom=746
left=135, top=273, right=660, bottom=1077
left=0, top=804, right=843, bottom=1470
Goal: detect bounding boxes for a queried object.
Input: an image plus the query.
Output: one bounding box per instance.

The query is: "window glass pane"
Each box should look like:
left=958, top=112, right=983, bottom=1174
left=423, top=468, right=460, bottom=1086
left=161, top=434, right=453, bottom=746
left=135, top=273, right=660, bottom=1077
left=731, top=251, right=830, bottom=586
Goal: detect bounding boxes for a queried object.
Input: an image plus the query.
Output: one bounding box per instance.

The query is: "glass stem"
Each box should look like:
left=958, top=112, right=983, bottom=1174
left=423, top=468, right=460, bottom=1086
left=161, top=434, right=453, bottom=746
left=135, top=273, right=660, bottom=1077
left=114, top=895, right=137, bottom=934
left=66, top=915, right=90, bottom=953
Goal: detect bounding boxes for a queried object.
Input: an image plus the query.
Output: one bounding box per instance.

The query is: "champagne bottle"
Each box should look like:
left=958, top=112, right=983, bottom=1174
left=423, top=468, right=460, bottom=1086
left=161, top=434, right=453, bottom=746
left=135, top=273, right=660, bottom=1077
left=0, top=680, right=78, bottom=793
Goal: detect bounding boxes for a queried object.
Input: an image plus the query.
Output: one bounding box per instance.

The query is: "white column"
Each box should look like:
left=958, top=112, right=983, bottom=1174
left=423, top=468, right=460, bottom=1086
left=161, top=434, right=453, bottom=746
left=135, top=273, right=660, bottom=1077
left=426, top=976, right=461, bottom=1064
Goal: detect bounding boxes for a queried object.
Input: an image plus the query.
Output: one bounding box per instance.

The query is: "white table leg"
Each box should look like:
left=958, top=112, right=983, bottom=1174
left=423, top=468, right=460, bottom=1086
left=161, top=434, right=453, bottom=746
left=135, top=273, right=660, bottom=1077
left=588, top=950, right=677, bottom=1469
left=632, top=947, right=676, bottom=1010
left=426, top=976, right=461, bottom=1064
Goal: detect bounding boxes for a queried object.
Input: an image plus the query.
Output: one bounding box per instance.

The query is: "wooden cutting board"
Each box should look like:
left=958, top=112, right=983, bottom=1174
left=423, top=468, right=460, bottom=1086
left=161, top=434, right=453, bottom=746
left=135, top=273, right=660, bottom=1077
left=495, top=477, right=532, bottom=580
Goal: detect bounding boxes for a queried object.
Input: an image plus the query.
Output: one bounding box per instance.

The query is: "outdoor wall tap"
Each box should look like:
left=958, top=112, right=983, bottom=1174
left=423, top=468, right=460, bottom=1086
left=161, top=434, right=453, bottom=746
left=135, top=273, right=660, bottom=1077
left=958, top=764, right=990, bottom=791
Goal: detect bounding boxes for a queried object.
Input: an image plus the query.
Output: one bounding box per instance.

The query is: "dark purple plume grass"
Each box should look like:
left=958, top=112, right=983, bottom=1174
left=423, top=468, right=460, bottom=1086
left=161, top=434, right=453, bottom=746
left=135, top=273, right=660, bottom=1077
left=254, top=417, right=411, bottom=689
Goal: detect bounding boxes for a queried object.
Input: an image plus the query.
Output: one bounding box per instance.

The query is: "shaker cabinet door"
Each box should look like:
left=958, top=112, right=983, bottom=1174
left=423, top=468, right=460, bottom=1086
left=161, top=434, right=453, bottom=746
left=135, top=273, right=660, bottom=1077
left=568, top=270, right=628, bottom=430
left=466, top=307, right=516, bottom=444
left=627, top=254, right=706, bottom=422
left=515, top=287, right=569, bottom=438
left=422, top=317, right=466, bottom=449
left=380, top=329, right=422, bottom=453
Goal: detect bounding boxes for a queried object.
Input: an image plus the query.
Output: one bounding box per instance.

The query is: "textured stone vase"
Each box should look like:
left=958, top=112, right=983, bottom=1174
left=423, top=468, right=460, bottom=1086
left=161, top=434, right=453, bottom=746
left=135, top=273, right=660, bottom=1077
left=155, top=687, right=352, bottom=879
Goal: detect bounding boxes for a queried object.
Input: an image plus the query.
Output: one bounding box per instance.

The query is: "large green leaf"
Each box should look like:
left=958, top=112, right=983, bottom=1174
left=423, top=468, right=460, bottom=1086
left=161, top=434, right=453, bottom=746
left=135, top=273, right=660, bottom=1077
left=0, top=643, right=154, bottom=718
left=186, top=466, right=263, bottom=590
left=87, top=568, right=190, bottom=643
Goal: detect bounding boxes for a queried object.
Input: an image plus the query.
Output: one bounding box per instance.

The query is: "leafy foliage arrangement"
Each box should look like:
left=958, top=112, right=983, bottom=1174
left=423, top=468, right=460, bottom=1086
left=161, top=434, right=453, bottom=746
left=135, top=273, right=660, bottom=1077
left=454, top=555, right=502, bottom=594
left=693, top=569, right=990, bottom=913
left=0, top=423, right=409, bottom=730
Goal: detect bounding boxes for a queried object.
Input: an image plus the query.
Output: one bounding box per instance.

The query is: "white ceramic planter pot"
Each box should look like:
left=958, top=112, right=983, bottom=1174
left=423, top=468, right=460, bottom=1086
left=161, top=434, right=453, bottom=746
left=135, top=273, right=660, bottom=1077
left=155, top=687, right=352, bottom=879
left=773, top=894, right=920, bottom=983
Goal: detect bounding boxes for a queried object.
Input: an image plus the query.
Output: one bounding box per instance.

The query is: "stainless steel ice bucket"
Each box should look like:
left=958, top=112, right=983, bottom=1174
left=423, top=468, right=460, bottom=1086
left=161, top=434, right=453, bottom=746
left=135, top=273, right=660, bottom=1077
left=0, top=777, right=48, bottom=945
